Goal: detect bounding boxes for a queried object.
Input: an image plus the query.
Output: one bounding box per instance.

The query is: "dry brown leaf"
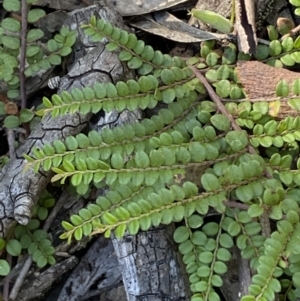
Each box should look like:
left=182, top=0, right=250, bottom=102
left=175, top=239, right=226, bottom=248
left=5, top=102, right=18, bottom=115
left=131, top=12, right=226, bottom=43
left=102, top=0, right=189, bottom=16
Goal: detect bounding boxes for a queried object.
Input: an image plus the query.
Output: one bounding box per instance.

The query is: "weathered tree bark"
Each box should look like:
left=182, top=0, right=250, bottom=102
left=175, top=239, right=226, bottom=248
left=112, top=225, right=190, bottom=301
left=15, top=256, right=78, bottom=301
left=57, top=236, right=123, bottom=301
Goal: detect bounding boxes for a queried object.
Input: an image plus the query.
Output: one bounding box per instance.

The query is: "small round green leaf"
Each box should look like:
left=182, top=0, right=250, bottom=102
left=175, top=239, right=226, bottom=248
left=20, top=108, right=34, bottom=123
left=4, top=115, right=20, bottom=129
left=28, top=8, right=46, bottom=23
left=0, top=259, right=10, bottom=276
left=6, top=239, right=22, bottom=256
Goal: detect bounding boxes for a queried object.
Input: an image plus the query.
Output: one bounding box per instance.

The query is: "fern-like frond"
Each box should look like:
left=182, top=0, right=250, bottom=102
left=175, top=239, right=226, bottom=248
left=82, top=16, right=186, bottom=74
left=242, top=220, right=300, bottom=301
left=36, top=71, right=201, bottom=118
left=25, top=94, right=198, bottom=171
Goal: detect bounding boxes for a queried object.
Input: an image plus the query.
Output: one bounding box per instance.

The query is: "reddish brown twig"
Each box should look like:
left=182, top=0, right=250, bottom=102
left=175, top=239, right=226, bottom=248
left=190, top=66, right=242, bottom=131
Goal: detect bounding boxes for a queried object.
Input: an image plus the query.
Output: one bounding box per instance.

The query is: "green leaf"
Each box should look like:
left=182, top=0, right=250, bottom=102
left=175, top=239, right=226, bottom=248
left=248, top=204, right=264, bottom=217
left=119, top=50, right=133, bottom=61
left=202, top=222, right=219, bottom=236
left=288, top=98, right=300, bottom=111
left=227, top=221, right=241, bottom=236
left=20, top=108, right=34, bottom=123
left=162, top=88, right=176, bottom=103
left=188, top=214, right=204, bottom=229
left=208, top=291, right=220, bottom=301
left=6, top=239, right=22, bottom=256
left=26, top=45, right=40, bottom=57
left=74, top=227, right=83, bottom=241
left=281, top=54, right=295, bottom=66
left=3, top=0, right=20, bottom=12
left=211, top=274, right=223, bottom=287
left=190, top=9, right=233, bottom=34
left=197, top=265, right=210, bottom=277
left=219, top=233, right=234, bottom=248
left=282, top=37, right=294, bottom=51
left=37, top=207, right=48, bottom=220
left=106, top=42, right=119, bottom=52
left=60, top=26, right=70, bottom=37
left=60, top=46, right=72, bottom=57
left=7, top=89, right=19, bottom=99
left=292, top=79, right=300, bottom=95
left=217, top=248, right=231, bottom=261
left=173, top=226, right=190, bottom=243
left=194, top=281, right=208, bottom=292
left=215, top=80, right=231, bottom=97
left=269, top=40, right=282, bottom=56
left=4, top=115, right=19, bottom=129
left=102, top=212, right=119, bottom=225
left=276, top=80, right=290, bottom=97
left=0, top=259, right=10, bottom=276
left=37, top=255, right=47, bottom=268
left=199, top=251, right=213, bottom=264
left=28, top=9, right=46, bottom=23
left=0, top=238, right=5, bottom=251
left=205, top=69, right=218, bottom=82
left=210, top=114, right=231, bottom=131
left=128, top=220, right=140, bottom=235
left=206, top=52, right=219, bottom=67
left=2, top=36, right=20, bottom=49
left=230, top=86, right=242, bottom=99
left=135, top=151, right=150, bottom=168
left=236, top=185, right=254, bottom=203
left=127, top=57, right=143, bottom=69
left=62, top=221, right=74, bottom=231
left=192, top=231, right=207, bottom=246
left=254, top=44, right=269, bottom=60
left=293, top=272, right=300, bottom=288
left=225, top=130, right=248, bottom=151
left=222, top=46, right=236, bottom=64
left=27, top=29, right=44, bottom=42
left=1, top=18, right=20, bottom=32
left=47, top=39, right=58, bottom=52
left=49, top=54, right=62, bottom=65
left=240, top=296, right=255, bottom=301
left=115, top=224, right=126, bottom=238
left=71, top=173, right=82, bottom=186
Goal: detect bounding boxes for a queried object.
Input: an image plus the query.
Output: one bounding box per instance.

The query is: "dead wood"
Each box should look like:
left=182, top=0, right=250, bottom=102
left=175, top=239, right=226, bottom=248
left=112, top=225, right=190, bottom=301
left=236, top=60, right=300, bottom=99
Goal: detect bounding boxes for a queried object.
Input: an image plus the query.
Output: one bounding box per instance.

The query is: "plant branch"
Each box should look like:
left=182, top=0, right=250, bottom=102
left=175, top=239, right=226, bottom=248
left=191, top=66, right=242, bottom=131
left=20, top=0, right=28, bottom=109
left=191, top=66, right=272, bottom=238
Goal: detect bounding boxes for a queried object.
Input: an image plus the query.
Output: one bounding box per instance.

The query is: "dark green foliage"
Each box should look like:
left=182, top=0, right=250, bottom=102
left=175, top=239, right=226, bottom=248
left=22, top=16, right=300, bottom=301
left=0, top=1, right=77, bottom=131
left=0, top=190, right=56, bottom=275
